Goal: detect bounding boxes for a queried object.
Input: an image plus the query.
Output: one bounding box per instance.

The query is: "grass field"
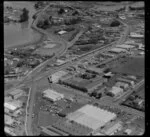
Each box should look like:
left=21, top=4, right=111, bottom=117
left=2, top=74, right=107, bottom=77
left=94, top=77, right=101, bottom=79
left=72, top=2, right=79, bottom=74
left=112, top=57, right=144, bottom=76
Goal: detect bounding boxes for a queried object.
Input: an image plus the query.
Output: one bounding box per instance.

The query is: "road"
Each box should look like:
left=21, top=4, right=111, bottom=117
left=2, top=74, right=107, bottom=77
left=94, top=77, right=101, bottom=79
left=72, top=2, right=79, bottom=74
left=5, top=4, right=132, bottom=135
left=114, top=79, right=144, bottom=104
left=24, top=88, right=31, bottom=136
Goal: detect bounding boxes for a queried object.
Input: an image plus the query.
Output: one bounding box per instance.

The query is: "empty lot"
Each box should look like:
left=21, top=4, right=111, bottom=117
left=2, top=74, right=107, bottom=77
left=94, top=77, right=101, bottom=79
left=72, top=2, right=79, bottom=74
left=112, top=57, right=144, bottom=76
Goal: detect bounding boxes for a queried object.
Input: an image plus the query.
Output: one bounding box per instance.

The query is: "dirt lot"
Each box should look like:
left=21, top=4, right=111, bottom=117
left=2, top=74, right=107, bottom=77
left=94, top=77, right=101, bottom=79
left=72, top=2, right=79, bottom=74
left=33, top=43, right=63, bottom=56
left=112, top=57, right=144, bottom=76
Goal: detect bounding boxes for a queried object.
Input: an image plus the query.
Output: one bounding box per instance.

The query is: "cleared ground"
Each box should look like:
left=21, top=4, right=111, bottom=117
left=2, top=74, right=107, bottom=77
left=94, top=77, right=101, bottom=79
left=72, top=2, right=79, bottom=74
left=33, top=43, right=62, bottom=56
left=112, top=57, right=144, bottom=76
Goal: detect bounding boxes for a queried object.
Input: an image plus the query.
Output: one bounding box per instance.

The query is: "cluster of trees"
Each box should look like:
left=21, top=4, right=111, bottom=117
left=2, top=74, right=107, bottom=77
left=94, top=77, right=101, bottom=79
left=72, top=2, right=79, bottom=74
left=20, top=8, right=29, bottom=22
left=110, top=20, right=120, bottom=27
left=37, top=19, right=50, bottom=29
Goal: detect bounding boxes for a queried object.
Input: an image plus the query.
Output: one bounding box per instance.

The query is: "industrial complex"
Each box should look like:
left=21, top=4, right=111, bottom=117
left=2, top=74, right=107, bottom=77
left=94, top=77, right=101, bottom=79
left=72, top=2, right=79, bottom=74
left=4, top=1, right=145, bottom=136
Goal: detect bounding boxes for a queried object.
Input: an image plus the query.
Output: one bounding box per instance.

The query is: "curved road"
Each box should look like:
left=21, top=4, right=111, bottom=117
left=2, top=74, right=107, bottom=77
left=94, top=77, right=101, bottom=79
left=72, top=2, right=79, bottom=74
left=5, top=3, right=131, bottom=135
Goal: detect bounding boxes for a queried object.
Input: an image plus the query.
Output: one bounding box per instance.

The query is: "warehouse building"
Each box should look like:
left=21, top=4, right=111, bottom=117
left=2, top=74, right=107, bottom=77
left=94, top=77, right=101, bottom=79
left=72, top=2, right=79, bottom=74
left=61, top=77, right=104, bottom=93
left=86, top=66, right=104, bottom=74
left=67, top=104, right=116, bottom=131
left=116, top=44, right=135, bottom=50
left=117, top=77, right=135, bottom=86
left=109, top=48, right=127, bottom=54
left=4, top=100, right=23, bottom=112
left=49, top=70, right=68, bottom=83
left=42, top=89, right=64, bottom=102
left=8, top=89, right=24, bottom=99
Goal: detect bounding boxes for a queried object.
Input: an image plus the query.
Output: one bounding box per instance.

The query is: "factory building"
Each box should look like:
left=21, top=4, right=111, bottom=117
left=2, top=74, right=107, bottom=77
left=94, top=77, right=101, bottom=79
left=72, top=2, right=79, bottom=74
left=8, top=89, right=24, bottom=100
left=67, top=104, right=116, bottom=131
left=4, top=100, right=23, bottom=112
left=49, top=70, right=68, bottom=83
left=117, top=78, right=135, bottom=86
left=109, top=48, right=127, bottom=54
left=42, top=89, right=64, bottom=102
left=61, top=77, right=104, bottom=93
left=109, top=86, right=123, bottom=96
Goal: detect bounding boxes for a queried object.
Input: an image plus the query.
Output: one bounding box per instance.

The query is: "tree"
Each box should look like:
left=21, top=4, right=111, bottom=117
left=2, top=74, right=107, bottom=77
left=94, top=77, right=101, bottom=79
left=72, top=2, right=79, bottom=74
left=58, top=8, right=65, bottom=14
left=20, top=8, right=29, bottom=22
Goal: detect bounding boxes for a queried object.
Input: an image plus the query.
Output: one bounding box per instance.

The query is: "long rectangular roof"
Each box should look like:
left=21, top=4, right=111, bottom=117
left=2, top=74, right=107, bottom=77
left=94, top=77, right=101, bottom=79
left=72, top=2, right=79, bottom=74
left=67, top=104, right=116, bottom=130
left=43, top=89, right=64, bottom=101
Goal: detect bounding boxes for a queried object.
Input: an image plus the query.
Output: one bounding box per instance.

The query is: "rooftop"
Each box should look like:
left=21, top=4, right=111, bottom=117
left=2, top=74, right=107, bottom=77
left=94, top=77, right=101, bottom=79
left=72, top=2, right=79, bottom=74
left=67, top=104, right=116, bottom=130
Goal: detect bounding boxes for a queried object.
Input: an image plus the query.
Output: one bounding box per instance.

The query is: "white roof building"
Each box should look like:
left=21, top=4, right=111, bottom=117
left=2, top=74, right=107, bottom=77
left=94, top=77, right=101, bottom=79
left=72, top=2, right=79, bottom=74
left=58, top=30, right=67, bottom=35
left=110, top=86, right=123, bottom=96
left=56, top=59, right=66, bottom=65
left=130, top=32, right=144, bottom=38
left=43, top=89, right=64, bottom=102
left=5, top=96, right=13, bottom=102
left=50, top=71, right=68, bottom=83
left=116, top=44, right=135, bottom=49
left=124, top=129, right=132, bottom=135
left=109, top=48, right=127, bottom=53
left=67, top=104, right=116, bottom=130
left=4, top=100, right=23, bottom=111
left=4, top=127, right=16, bottom=136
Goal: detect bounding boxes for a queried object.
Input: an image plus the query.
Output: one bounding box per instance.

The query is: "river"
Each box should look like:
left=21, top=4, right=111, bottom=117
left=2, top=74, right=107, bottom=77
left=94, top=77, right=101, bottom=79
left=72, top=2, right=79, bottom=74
left=4, top=1, right=42, bottom=49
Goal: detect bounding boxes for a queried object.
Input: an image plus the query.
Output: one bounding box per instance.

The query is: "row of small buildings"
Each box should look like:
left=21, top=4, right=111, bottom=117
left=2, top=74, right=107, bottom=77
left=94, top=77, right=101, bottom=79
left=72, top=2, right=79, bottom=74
left=4, top=89, right=25, bottom=135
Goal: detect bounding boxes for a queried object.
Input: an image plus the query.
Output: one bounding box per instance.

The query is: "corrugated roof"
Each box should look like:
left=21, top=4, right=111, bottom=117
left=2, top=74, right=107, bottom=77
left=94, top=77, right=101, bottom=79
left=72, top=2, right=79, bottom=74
left=67, top=105, right=116, bottom=130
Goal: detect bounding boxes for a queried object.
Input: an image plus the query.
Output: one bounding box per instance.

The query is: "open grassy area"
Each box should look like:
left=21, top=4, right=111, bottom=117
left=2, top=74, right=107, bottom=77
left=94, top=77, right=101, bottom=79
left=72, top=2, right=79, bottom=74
left=112, top=57, right=144, bottom=76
